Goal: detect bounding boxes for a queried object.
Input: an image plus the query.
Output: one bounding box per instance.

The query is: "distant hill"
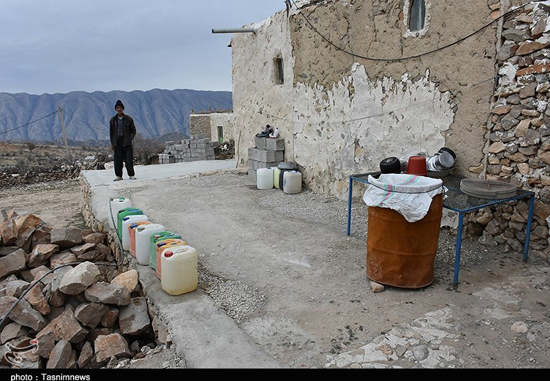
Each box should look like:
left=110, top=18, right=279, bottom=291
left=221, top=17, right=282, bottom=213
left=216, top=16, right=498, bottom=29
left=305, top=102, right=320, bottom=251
left=0, top=89, right=232, bottom=145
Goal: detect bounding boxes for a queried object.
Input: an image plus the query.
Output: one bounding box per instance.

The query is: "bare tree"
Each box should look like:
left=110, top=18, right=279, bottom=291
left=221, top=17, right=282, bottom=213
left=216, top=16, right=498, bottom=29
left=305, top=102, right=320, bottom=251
left=132, top=134, right=164, bottom=165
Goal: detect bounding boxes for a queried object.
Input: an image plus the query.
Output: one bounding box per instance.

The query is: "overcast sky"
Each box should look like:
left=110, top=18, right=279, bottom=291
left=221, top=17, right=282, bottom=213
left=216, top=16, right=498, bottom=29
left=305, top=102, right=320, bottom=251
left=0, top=0, right=284, bottom=95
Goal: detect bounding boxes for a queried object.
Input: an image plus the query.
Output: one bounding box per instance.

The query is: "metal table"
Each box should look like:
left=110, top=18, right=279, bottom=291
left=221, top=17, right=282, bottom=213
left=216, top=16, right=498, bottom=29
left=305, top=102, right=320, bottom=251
left=347, top=172, right=536, bottom=288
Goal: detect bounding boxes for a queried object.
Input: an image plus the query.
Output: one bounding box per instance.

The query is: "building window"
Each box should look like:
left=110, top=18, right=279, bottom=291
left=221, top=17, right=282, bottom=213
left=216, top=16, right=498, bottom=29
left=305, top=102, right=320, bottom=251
left=217, top=126, right=224, bottom=143
left=409, top=0, right=426, bottom=32
left=274, top=57, right=284, bottom=85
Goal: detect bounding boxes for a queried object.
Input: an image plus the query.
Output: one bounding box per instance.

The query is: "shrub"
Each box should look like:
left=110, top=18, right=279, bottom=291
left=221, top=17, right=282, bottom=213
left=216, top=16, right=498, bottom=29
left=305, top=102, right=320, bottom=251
left=133, top=134, right=164, bottom=165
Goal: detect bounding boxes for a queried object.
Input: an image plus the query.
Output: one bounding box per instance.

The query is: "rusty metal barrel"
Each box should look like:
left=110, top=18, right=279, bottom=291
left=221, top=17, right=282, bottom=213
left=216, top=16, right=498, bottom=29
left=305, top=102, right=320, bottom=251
left=366, top=193, right=443, bottom=288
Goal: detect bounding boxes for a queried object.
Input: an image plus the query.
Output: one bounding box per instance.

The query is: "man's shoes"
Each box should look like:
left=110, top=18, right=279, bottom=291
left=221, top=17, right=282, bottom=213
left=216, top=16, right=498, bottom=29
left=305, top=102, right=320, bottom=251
left=129, top=176, right=136, bottom=180
left=256, top=124, right=274, bottom=138
left=113, top=177, right=123, bottom=181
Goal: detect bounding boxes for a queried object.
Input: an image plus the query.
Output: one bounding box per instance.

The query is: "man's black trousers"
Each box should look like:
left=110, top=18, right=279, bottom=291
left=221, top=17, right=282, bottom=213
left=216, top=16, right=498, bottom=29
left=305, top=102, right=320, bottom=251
left=114, top=137, right=135, bottom=177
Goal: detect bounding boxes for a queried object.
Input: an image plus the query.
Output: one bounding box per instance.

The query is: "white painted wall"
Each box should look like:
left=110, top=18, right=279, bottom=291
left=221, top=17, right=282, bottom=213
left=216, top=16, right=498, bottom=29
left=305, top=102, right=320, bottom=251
left=209, top=112, right=235, bottom=143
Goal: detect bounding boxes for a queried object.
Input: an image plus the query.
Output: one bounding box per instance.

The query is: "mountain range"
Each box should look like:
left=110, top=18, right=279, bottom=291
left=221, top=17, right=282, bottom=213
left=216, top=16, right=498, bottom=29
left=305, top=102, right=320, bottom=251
left=0, top=89, right=233, bottom=145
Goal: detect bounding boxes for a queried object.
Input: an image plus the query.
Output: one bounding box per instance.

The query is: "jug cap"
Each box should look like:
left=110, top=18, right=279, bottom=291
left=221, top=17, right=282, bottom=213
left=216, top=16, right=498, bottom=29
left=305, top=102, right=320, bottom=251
left=164, top=251, right=174, bottom=258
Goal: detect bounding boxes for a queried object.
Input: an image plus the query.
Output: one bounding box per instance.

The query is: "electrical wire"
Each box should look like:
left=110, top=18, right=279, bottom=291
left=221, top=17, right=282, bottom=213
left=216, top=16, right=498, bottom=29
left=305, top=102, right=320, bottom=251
left=0, top=111, right=58, bottom=136
left=291, top=0, right=541, bottom=62
left=263, top=0, right=518, bottom=126
left=266, top=99, right=436, bottom=125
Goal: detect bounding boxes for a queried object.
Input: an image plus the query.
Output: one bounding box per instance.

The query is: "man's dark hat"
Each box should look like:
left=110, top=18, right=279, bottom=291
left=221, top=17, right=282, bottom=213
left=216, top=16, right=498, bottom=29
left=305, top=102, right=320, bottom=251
left=115, top=100, right=124, bottom=110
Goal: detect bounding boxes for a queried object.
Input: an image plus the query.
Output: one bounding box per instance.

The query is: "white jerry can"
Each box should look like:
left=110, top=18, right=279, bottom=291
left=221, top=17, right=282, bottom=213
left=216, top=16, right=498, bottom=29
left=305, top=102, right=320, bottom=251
left=161, top=246, right=198, bottom=296
left=135, top=224, right=165, bottom=265
left=121, top=214, right=149, bottom=251
left=108, top=197, right=131, bottom=229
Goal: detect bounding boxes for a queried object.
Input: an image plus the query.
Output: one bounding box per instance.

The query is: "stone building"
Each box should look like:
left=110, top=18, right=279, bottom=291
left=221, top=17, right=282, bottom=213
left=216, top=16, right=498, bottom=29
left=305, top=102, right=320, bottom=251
left=189, top=110, right=235, bottom=144
left=226, top=0, right=550, bottom=256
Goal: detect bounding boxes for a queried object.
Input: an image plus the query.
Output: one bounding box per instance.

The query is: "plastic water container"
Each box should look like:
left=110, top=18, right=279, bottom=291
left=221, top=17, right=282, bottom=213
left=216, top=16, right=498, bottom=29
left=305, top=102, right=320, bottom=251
left=117, top=208, right=143, bottom=239
left=161, top=246, right=198, bottom=296
left=135, top=224, right=165, bottom=265
left=273, top=167, right=283, bottom=189
left=122, top=215, right=149, bottom=251
left=155, top=239, right=188, bottom=278
left=283, top=171, right=302, bottom=194
left=274, top=162, right=298, bottom=189
left=149, top=232, right=182, bottom=269
left=272, top=167, right=277, bottom=187
left=256, top=168, right=274, bottom=189
left=108, top=197, right=131, bottom=229
left=129, top=221, right=151, bottom=257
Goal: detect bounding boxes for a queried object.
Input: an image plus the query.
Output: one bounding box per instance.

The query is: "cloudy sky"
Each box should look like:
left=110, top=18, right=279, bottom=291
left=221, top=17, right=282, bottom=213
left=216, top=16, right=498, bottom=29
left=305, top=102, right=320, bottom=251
left=0, top=0, right=284, bottom=95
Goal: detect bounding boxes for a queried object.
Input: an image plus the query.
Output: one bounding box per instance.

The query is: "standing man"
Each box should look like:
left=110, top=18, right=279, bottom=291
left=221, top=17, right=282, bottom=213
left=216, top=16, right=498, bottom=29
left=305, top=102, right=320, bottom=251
left=109, top=100, right=137, bottom=181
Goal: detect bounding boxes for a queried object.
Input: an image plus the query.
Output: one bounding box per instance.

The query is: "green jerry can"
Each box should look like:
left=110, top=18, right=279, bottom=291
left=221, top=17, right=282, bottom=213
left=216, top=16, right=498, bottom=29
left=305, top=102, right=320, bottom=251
left=116, top=207, right=143, bottom=240
left=149, top=231, right=182, bottom=269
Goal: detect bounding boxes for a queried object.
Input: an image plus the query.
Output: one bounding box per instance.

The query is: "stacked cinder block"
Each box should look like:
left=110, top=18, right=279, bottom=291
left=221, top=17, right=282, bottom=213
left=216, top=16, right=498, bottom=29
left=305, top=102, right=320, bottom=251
left=159, top=135, right=216, bottom=164
left=158, top=153, right=175, bottom=164
left=248, top=136, right=285, bottom=183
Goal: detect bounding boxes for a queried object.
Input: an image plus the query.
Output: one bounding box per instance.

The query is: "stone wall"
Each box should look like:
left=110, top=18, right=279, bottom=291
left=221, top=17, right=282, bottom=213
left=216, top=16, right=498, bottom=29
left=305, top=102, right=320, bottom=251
left=189, top=114, right=211, bottom=139
left=0, top=191, right=171, bottom=368
left=466, top=1, right=550, bottom=257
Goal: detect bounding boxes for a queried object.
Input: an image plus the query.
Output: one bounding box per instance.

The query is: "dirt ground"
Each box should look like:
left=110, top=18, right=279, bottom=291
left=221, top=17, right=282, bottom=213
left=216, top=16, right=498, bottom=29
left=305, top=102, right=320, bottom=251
left=0, top=142, right=105, bottom=168
left=1, top=174, right=550, bottom=369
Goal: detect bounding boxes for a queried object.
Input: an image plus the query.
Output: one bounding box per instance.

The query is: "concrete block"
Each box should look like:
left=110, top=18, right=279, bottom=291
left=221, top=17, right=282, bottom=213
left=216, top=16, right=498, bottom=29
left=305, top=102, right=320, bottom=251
left=255, top=136, right=267, bottom=149
left=265, top=138, right=285, bottom=151
left=248, top=148, right=284, bottom=162
left=248, top=159, right=280, bottom=171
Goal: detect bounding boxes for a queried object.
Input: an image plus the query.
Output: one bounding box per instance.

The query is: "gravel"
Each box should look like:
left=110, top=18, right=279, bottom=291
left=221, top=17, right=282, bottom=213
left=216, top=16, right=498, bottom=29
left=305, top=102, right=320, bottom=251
left=185, top=173, right=500, bottom=330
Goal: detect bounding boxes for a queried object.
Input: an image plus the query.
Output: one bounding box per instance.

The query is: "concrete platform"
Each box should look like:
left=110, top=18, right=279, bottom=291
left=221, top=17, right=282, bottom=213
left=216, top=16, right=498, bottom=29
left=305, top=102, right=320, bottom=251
left=81, top=160, right=282, bottom=368
left=79, top=159, right=550, bottom=369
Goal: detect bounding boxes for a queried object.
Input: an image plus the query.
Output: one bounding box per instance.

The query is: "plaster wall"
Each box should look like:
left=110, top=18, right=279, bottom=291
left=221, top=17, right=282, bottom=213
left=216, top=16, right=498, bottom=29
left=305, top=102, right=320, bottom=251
left=231, top=12, right=296, bottom=169
left=209, top=112, right=235, bottom=143
left=231, top=1, right=514, bottom=199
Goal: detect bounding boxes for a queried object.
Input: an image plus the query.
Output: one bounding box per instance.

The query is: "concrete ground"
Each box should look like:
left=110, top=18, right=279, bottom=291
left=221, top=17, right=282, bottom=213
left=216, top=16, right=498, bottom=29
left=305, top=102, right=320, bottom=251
left=83, top=160, right=280, bottom=368
left=80, top=160, right=550, bottom=369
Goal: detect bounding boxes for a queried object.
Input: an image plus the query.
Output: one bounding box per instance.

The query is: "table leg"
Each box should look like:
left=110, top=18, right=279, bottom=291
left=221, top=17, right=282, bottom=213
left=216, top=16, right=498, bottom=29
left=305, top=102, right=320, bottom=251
left=347, top=177, right=353, bottom=236
left=523, top=194, right=535, bottom=262
left=453, top=212, right=464, bottom=288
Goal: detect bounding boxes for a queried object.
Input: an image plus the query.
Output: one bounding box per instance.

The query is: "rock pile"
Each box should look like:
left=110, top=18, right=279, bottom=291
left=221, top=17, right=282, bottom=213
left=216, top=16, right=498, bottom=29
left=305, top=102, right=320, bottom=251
left=0, top=209, right=165, bottom=369
left=467, top=1, right=549, bottom=259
